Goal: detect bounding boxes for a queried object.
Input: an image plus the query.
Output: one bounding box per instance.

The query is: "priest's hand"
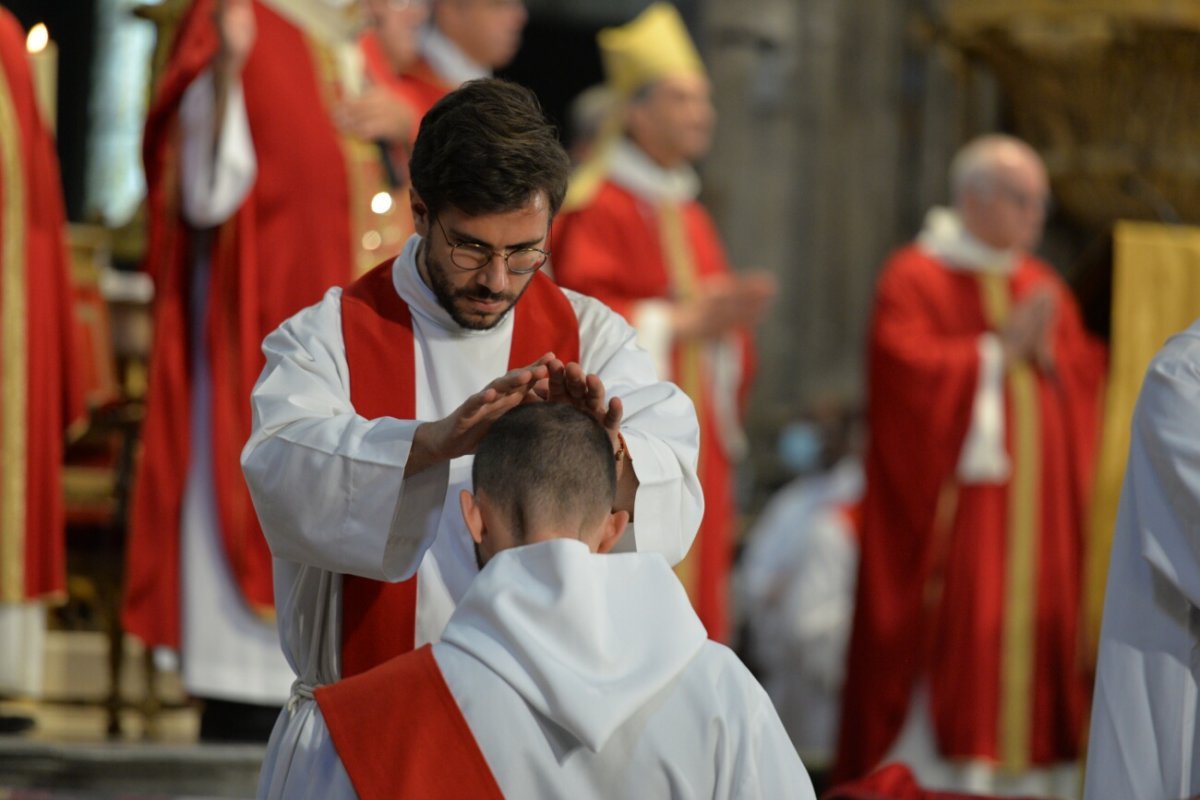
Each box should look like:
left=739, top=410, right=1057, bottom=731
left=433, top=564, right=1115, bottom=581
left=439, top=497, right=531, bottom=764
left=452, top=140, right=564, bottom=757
left=404, top=357, right=553, bottom=477
left=672, top=271, right=777, bottom=341
left=335, top=85, right=416, bottom=145
left=533, top=359, right=623, bottom=439
left=531, top=359, right=638, bottom=518
left=213, top=0, right=255, bottom=81
left=1001, top=286, right=1057, bottom=372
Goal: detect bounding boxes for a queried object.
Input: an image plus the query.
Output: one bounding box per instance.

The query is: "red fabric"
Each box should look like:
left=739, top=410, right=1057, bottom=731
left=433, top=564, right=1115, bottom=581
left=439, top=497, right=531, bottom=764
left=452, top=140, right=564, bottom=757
left=393, top=57, right=451, bottom=122
left=834, top=246, right=1105, bottom=779
left=124, top=0, right=367, bottom=646
left=0, top=8, right=84, bottom=601
left=823, top=763, right=1042, bottom=800
left=360, top=34, right=441, bottom=136
left=338, top=261, right=579, bottom=677
left=316, top=645, right=504, bottom=799
left=553, top=179, right=754, bottom=641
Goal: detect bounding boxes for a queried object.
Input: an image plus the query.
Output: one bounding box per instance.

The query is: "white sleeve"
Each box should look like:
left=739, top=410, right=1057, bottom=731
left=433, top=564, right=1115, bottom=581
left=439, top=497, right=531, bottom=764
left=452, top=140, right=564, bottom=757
left=955, top=332, right=1011, bottom=483
left=1130, top=336, right=1200, bottom=608
left=241, top=287, right=448, bottom=581
left=259, top=706, right=358, bottom=800
left=179, top=68, right=257, bottom=227
left=629, top=298, right=675, bottom=381
left=731, top=668, right=819, bottom=800
left=572, top=291, right=703, bottom=565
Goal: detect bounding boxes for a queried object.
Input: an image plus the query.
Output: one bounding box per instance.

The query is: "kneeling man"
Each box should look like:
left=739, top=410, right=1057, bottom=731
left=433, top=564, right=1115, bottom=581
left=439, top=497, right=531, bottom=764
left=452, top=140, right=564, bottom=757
left=298, top=403, right=815, bottom=798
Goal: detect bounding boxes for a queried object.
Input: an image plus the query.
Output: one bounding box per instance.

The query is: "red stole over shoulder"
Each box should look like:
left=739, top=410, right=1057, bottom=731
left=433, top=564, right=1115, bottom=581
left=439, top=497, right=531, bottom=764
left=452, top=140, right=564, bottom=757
left=316, top=645, right=503, bottom=799
left=339, top=258, right=579, bottom=678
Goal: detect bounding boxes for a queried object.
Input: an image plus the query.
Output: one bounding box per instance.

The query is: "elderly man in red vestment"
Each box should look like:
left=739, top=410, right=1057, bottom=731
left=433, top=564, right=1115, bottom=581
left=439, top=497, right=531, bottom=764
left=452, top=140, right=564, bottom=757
left=400, top=0, right=527, bottom=109
left=552, top=3, right=774, bottom=642
left=122, top=0, right=428, bottom=740
left=835, top=134, right=1106, bottom=794
left=0, top=8, right=84, bottom=734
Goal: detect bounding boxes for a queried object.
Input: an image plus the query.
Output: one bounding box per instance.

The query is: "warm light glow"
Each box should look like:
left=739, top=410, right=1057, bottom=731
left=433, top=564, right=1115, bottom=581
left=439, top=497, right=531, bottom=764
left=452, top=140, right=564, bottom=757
left=370, top=191, right=394, bottom=215
left=26, top=22, right=49, bottom=54
left=361, top=230, right=383, bottom=251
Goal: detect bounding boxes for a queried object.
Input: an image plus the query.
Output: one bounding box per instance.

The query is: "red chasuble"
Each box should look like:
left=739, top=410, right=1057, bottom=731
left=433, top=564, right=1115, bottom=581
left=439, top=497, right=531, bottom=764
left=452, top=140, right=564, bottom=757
left=123, top=0, right=410, bottom=647
left=360, top=39, right=445, bottom=130
left=316, top=645, right=503, bottom=799
left=553, top=179, right=755, bottom=642
left=0, top=9, right=84, bottom=604
left=338, top=261, right=579, bottom=678
left=834, top=245, right=1105, bottom=779
left=393, top=57, right=452, bottom=121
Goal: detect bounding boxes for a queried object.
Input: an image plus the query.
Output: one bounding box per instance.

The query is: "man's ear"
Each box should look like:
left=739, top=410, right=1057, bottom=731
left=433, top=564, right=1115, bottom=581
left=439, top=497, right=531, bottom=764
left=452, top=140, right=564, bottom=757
left=596, top=509, right=630, bottom=554
left=460, top=489, right=485, bottom=545
left=411, top=188, right=430, bottom=238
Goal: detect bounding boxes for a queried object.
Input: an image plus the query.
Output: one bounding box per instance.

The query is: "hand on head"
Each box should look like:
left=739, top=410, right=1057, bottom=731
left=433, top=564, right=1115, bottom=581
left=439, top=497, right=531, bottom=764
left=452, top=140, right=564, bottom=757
left=459, top=403, right=629, bottom=569
left=527, top=358, right=624, bottom=445
left=405, top=354, right=555, bottom=476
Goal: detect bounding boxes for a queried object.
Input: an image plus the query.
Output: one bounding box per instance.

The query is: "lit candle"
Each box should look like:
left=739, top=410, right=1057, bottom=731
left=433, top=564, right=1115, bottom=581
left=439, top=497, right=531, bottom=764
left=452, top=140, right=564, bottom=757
left=25, top=22, right=57, bottom=132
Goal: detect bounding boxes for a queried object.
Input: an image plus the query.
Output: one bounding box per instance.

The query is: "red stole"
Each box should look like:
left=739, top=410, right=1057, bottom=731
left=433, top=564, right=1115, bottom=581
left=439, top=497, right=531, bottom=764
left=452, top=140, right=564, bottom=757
left=0, top=8, right=84, bottom=602
left=338, top=259, right=579, bottom=678
left=315, top=645, right=504, bottom=799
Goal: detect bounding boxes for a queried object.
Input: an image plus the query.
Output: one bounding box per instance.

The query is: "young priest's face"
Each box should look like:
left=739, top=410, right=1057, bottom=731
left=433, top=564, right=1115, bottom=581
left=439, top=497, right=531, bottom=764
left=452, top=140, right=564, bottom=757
left=413, top=192, right=550, bottom=330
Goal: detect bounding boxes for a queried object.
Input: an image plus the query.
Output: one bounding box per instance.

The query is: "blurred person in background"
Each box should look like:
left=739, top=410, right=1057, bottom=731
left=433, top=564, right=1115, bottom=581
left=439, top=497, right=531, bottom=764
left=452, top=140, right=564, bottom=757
left=0, top=7, right=84, bottom=735
left=835, top=134, right=1106, bottom=795
left=122, top=0, right=428, bottom=741
left=736, top=405, right=863, bottom=793
left=402, top=0, right=527, bottom=107
left=552, top=2, right=775, bottom=643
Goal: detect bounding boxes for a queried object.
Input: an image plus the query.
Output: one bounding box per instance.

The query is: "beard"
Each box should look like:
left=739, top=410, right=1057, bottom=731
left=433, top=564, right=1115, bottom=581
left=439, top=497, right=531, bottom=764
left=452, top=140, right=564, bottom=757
left=422, top=246, right=526, bottom=330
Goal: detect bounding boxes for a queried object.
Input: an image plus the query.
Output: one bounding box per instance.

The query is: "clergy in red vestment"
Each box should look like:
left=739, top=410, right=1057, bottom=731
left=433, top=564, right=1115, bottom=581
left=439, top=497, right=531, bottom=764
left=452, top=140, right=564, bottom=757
left=552, top=3, right=774, bottom=642
left=402, top=0, right=527, bottom=107
left=122, top=0, right=427, bottom=739
left=0, top=8, right=84, bottom=728
left=835, top=135, right=1106, bottom=794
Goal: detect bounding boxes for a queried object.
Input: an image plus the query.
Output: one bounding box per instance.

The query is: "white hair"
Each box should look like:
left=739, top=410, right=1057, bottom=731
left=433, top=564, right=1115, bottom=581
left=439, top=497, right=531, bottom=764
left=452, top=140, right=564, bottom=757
left=949, top=134, right=1042, bottom=206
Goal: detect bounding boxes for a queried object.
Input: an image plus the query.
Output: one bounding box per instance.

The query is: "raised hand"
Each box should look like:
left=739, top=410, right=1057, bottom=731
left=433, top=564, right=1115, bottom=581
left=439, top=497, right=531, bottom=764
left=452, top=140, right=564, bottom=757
left=673, top=270, right=778, bottom=341
left=213, top=0, right=255, bottom=80
left=335, top=85, right=416, bottom=144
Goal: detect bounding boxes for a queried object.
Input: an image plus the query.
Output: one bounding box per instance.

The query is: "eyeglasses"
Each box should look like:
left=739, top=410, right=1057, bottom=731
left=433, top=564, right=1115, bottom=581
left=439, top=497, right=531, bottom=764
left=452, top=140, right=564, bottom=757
left=993, top=182, right=1050, bottom=215
left=434, top=216, right=550, bottom=275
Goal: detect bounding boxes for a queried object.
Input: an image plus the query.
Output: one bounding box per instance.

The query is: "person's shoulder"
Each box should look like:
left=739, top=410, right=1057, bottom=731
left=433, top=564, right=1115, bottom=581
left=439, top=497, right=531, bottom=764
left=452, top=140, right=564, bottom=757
left=560, top=178, right=638, bottom=221
left=559, top=284, right=632, bottom=330
left=1146, top=321, right=1200, bottom=386
left=884, top=242, right=939, bottom=271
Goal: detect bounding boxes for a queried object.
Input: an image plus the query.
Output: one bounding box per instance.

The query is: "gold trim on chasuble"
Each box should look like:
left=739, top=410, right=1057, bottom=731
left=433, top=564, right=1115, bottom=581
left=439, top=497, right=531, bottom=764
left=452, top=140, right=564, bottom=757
left=978, top=272, right=1040, bottom=772
left=305, top=33, right=409, bottom=278
left=658, top=201, right=704, bottom=602
left=0, top=61, right=27, bottom=602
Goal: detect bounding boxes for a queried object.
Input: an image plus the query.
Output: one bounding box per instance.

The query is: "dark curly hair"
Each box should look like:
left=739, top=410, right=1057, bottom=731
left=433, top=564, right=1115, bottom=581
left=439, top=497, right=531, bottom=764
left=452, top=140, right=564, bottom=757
left=410, top=78, right=571, bottom=220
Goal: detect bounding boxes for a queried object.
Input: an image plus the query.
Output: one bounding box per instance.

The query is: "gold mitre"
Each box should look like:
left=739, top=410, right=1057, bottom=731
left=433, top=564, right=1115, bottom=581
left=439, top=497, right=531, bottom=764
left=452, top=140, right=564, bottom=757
left=598, top=3, right=706, bottom=97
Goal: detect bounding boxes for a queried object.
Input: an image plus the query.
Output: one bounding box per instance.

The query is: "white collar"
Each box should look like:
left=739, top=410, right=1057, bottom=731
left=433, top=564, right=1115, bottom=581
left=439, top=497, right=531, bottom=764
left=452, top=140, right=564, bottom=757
left=259, top=0, right=359, bottom=46
left=607, top=138, right=701, bottom=203
left=421, top=25, right=491, bottom=88
left=391, top=234, right=515, bottom=337
left=916, top=207, right=1018, bottom=274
